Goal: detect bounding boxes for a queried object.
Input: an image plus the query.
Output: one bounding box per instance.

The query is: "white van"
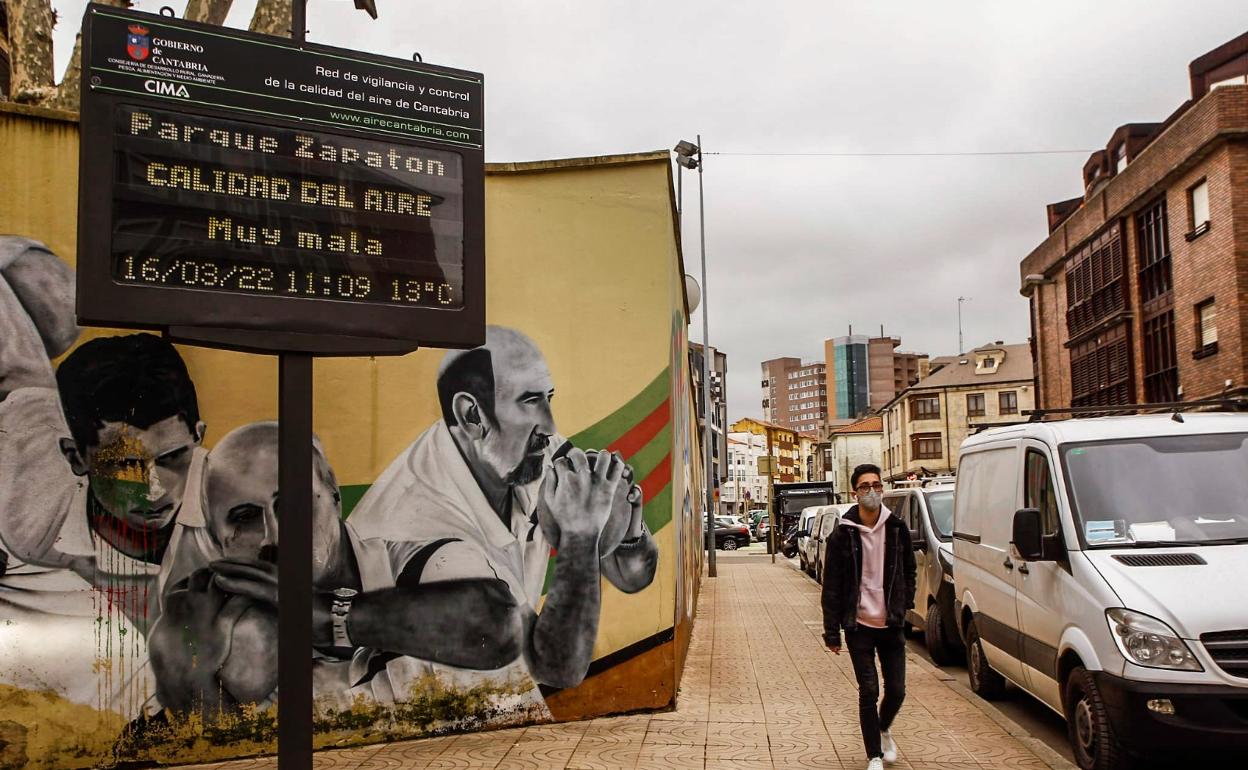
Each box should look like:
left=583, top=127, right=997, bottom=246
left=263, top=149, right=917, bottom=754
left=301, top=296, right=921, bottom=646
left=953, top=414, right=1248, bottom=769
left=795, top=505, right=822, bottom=572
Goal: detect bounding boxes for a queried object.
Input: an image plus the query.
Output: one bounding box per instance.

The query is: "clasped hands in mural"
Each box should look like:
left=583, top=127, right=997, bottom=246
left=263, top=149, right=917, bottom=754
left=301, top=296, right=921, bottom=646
left=537, top=446, right=642, bottom=555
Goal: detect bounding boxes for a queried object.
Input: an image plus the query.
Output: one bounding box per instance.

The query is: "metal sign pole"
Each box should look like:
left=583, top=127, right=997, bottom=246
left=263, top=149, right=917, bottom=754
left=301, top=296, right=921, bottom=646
left=278, top=353, right=314, bottom=770
left=277, top=10, right=313, bottom=770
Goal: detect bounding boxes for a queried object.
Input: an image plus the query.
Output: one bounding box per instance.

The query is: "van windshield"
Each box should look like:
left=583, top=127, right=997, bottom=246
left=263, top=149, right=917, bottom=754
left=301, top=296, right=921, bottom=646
left=1062, top=432, right=1248, bottom=547
left=924, top=490, right=954, bottom=539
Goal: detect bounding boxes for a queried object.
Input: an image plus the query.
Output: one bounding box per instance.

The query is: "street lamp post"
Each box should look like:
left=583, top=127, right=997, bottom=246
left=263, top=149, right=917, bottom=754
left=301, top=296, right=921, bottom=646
left=675, top=138, right=715, bottom=578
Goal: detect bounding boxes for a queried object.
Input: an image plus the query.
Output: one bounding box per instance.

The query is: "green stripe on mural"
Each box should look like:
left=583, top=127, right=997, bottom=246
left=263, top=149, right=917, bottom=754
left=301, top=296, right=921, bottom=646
left=643, top=484, right=673, bottom=534
left=569, top=367, right=670, bottom=451
left=629, top=425, right=671, bottom=483
left=341, top=484, right=370, bottom=518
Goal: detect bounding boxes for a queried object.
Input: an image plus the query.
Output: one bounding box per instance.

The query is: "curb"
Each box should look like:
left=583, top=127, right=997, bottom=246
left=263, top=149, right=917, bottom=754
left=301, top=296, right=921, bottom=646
left=906, top=645, right=1078, bottom=770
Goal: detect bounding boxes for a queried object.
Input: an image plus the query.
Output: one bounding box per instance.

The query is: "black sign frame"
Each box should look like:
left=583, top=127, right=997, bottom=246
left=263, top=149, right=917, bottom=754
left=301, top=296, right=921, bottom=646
left=77, top=4, right=485, bottom=352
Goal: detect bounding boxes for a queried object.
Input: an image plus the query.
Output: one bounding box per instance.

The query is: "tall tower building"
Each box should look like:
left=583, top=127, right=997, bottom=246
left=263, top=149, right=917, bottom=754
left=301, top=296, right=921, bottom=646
left=825, top=334, right=929, bottom=422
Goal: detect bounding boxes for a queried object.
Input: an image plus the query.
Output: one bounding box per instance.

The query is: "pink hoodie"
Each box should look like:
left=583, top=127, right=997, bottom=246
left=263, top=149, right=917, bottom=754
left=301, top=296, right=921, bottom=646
left=843, top=507, right=890, bottom=628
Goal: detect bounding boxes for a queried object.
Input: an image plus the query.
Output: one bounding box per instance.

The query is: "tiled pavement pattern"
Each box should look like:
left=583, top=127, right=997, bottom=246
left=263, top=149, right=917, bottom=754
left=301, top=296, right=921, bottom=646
left=180, top=560, right=1073, bottom=770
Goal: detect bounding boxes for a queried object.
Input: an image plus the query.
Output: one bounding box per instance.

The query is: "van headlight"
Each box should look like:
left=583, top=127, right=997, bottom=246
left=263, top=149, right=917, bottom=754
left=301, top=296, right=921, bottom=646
left=1105, top=609, right=1202, bottom=671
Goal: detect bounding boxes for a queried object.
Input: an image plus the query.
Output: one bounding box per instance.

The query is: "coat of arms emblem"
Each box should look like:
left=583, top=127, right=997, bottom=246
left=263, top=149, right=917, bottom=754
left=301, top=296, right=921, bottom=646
left=126, top=24, right=150, bottom=61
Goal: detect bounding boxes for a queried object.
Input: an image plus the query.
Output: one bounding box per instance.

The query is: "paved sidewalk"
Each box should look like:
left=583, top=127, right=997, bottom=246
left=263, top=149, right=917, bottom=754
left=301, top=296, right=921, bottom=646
left=181, top=560, right=1072, bottom=770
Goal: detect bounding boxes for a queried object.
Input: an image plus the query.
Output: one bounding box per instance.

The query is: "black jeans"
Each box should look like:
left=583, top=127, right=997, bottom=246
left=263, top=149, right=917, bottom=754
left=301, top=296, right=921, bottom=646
left=845, top=625, right=907, bottom=759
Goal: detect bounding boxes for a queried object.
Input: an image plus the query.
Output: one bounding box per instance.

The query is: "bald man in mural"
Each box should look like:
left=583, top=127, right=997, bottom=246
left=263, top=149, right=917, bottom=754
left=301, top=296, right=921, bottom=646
left=349, top=326, right=659, bottom=695
left=150, top=423, right=523, bottom=720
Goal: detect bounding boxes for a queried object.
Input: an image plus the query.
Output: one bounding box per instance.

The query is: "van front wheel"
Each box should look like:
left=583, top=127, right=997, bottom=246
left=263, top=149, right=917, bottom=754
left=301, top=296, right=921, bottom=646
left=965, top=619, right=1007, bottom=700
left=1065, top=667, right=1131, bottom=770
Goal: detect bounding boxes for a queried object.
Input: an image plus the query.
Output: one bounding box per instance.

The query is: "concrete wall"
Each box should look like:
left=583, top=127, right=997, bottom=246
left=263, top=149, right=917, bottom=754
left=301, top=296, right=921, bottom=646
left=0, top=104, right=702, bottom=768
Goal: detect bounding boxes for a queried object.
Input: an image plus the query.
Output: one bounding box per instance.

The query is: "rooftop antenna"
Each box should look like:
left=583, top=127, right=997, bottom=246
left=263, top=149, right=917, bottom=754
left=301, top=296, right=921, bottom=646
left=957, top=296, right=971, bottom=353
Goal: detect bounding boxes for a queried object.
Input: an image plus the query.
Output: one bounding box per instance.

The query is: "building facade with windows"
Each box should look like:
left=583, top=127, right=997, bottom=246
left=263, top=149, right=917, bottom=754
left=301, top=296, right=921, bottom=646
left=723, top=432, right=768, bottom=515
left=1021, top=32, right=1248, bottom=411
left=825, top=334, right=928, bottom=422
left=879, top=343, right=1034, bottom=482
left=691, top=342, right=729, bottom=491
left=730, top=417, right=799, bottom=484
left=760, top=356, right=827, bottom=434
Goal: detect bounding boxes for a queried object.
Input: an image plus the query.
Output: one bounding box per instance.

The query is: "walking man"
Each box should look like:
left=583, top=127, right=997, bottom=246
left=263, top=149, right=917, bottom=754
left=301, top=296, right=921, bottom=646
left=821, top=463, right=916, bottom=770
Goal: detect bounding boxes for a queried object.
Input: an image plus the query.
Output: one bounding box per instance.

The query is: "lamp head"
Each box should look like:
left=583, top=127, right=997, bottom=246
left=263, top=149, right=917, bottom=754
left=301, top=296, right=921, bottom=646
left=352, top=0, right=379, bottom=19
left=674, top=139, right=700, bottom=157
left=676, top=154, right=699, bottom=170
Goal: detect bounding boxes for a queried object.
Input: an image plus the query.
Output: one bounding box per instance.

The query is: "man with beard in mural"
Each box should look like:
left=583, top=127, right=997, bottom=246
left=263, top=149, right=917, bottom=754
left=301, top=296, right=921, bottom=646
left=149, top=422, right=523, bottom=719
left=0, top=333, right=210, bottom=722
left=349, top=326, right=659, bottom=697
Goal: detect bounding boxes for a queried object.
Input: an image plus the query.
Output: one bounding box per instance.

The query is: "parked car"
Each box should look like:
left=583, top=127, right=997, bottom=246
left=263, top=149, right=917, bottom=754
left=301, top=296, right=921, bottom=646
left=755, top=516, right=771, bottom=543
left=952, top=413, right=1248, bottom=770
left=747, top=508, right=768, bottom=536
left=808, top=503, right=853, bottom=583
left=707, top=517, right=750, bottom=551
left=882, top=483, right=962, bottom=664
left=795, top=506, right=822, bottom=572
left=718, top=514, right=750, bottom=539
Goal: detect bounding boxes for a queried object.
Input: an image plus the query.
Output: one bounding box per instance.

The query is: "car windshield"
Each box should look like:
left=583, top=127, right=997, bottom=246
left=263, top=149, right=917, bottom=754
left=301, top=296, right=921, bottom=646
left=924, top=490, right=954, bottom=539
left=1062, top=432, right=1248, bottom=547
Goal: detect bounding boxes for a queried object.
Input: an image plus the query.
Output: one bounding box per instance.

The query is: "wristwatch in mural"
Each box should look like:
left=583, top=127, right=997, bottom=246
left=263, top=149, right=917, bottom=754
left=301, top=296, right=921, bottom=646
left=330, top=587, right=358, bottom=648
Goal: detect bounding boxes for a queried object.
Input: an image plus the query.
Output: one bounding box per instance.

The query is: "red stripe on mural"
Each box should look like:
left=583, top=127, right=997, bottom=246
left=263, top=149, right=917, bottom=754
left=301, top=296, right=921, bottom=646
left=639, top=452, right=672, bottom=503
left=607, top=398, right=670, bottom=459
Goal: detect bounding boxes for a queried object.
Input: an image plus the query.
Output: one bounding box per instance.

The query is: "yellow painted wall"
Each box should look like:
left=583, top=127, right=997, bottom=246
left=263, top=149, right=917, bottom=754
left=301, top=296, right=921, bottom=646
left=0, top=103, right=697, bottom=765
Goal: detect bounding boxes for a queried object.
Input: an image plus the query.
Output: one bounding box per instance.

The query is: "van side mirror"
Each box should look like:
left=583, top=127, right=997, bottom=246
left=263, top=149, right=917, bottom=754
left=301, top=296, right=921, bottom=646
left=798, top=529, right=811, bottom=538
left=1012, top=508, right=1045, bottom=561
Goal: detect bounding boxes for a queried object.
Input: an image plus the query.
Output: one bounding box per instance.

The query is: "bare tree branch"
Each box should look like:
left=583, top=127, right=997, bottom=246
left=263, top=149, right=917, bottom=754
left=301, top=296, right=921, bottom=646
left=250, top=0, right=293, bottom=38
left=184, top=0, right=235, bottom=26
left=47, top=0, right=130, bottom=111
left=8, top=0, right=55, bottom=104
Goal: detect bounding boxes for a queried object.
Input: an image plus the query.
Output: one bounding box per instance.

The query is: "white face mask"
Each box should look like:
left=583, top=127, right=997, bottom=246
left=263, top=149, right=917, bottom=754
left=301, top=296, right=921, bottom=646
left=858, top=490, right=883, bottom=511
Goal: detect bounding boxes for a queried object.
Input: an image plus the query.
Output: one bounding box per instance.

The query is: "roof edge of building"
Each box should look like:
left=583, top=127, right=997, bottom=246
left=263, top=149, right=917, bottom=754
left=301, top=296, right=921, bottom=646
left=486, top=151, right=670, bottom=175
left=1019, top=85, right=1248, bottom=282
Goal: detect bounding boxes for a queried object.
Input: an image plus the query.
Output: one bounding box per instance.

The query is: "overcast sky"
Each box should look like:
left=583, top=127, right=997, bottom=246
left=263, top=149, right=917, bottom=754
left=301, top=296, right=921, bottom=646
left=52, top=0, right=1248, bottom=421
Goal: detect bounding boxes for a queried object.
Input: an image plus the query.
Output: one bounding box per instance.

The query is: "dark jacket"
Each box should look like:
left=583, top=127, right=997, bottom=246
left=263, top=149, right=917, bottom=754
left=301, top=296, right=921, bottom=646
left=820, top=505, right=916, bottom=647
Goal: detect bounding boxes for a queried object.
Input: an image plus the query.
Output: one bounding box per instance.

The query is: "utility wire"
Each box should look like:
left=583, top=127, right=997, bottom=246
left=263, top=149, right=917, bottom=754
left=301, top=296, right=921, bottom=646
left=706, top=149, right=1094, bottom=157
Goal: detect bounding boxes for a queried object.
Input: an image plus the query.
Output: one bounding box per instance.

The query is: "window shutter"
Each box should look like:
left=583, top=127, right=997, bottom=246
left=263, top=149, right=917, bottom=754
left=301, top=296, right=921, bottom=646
left=1192, top=181, right=1210, bottom=228
left=1201, top=302, right=1218, bottom=346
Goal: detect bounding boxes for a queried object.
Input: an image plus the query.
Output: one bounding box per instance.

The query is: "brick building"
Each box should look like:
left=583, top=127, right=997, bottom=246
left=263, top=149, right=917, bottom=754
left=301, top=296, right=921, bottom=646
left=1021, top=32, right=1248, bottom=410
left=760, top=356, right=827, bottom=434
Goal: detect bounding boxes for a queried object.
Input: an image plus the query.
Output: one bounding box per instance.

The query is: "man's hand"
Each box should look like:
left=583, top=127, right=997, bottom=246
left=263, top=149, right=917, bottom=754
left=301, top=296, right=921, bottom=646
left=542, top=447, right=624, bottom=540
left=210, top=557, right=278, bottom=606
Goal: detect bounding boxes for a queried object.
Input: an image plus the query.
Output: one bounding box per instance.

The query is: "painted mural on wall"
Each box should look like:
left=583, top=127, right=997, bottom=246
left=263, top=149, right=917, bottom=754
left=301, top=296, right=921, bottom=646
left=0, top=236, right=662, bottom=768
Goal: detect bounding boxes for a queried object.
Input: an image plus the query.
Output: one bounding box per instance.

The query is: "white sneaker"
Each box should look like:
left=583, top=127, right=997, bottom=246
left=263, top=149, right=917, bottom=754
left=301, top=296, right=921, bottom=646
left=881, top=730, right=898, bottom=764
left=866, top=758, right=884, bottom=770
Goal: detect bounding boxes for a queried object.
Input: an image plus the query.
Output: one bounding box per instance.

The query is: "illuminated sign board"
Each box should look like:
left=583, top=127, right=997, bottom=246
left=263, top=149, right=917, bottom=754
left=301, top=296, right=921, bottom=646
left=78, top=4, right=484, bottom=348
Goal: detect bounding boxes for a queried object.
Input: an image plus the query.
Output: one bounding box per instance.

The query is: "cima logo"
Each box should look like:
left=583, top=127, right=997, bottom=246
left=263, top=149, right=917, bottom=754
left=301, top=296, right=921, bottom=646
left=126, top=24, right=150, bottom=61
left=144, top=80, right=190, bottom=98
